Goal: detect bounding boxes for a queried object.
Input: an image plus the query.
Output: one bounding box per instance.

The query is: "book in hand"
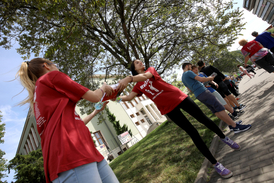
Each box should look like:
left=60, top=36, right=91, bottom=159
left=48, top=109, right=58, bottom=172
left=102, top=83, right=122, bottom=102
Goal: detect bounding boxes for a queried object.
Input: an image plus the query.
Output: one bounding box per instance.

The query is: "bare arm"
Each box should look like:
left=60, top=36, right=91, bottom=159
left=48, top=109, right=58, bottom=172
left=244, top=55, right=249, bottom=67
left=82, top=101, right=109, bottom=125
left=117, top=72, right=154, bottom=92
left=82, top=83, right=113, bottom=103
left=209, top=80, right=218, bottom=88
left=120, top=92, right=138, bottom=101
left=194, top=75, right=214, bottom=82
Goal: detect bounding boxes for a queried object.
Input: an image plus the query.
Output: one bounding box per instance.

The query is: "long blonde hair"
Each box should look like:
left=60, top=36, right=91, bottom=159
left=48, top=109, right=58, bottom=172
left=16, top=58, right=53, bottom=112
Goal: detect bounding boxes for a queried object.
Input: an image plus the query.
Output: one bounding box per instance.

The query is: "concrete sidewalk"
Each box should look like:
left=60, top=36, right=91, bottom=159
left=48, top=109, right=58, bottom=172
left=196, top=68, right=274, bottom=183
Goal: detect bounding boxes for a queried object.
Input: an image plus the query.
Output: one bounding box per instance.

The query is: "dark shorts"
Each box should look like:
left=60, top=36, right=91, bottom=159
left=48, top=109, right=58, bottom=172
left=255, top=52, right=274, bottom=73
left=196, top=90, right=225, bottom=114
left=216, top=81, right=231, bottom=98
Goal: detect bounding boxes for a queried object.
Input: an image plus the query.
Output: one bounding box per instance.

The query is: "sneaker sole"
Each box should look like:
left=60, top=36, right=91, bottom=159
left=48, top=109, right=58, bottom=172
left=222, top=171, right=233, bottom=179
left=234, top=125, right=252, bottom=134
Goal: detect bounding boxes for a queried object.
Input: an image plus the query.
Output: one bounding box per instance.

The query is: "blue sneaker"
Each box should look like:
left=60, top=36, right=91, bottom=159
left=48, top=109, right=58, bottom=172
left=229, top=124, right=251, bottom=134
left=221, top=136, right=241, bottom=150
left=229, top=120, right=243, bottom=131
left=214, top=162, right=233, bottom=179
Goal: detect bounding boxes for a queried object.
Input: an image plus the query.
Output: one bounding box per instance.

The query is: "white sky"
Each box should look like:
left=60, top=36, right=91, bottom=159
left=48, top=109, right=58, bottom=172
left=0, top=0, right=271, bottom=182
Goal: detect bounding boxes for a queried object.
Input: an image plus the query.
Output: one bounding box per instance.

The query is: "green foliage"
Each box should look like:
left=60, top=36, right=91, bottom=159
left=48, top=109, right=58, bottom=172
left=105, top=107, right=132, bottom=136
left=0, top=111, right=7, bottom=182
left=0, top=0, right=245, bottom=114
left=7, top=149, right=45, bottom=183
left=90, top=131, right=97, bottom=146
left=212, top=49, right=244, bottom=73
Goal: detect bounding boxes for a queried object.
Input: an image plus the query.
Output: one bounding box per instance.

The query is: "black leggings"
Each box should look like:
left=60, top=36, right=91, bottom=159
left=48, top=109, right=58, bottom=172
left=166, top=97, right=225, bottom=164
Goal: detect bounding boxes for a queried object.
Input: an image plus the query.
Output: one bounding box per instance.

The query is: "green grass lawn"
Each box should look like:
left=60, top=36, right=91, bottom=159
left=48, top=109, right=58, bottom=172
left=109, top=97, right=221, bottom=183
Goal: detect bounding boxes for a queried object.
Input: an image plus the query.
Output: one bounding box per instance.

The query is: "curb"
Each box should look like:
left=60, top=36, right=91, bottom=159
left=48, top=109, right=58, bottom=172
left=194, top=120, right=225, bottom=183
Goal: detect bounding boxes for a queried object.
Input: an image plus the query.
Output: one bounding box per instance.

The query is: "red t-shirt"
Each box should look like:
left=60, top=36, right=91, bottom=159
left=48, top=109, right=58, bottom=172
left=242, top=40, right=263, bottom=57
left=33, top=71, right=104, bottom=182
left=132, top=67, right=188, bottom=115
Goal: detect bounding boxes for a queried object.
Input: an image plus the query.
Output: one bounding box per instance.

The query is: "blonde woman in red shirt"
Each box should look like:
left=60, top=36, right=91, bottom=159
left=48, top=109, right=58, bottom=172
left=17, top=58, right=119, bottom=183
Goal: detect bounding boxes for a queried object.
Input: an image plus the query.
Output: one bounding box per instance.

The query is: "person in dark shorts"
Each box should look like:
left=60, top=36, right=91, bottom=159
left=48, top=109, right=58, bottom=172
left=182, top=63, right=251, bottom=133
left=197, top=61, right=246, bottom=111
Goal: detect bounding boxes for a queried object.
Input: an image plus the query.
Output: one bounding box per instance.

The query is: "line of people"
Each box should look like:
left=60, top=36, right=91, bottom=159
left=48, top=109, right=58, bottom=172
left=17, top=58, right=253, bottom=182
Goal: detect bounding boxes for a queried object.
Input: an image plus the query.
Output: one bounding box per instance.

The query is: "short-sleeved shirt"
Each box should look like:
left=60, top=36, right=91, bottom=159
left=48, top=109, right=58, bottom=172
left=255, top=32, right=274, bottom=49
left=34, top=71, right=104, bottom=182
left=182, top=70, right=207, bottom=97
left=198, top=72, right=215, bottom=93
left=132, top=67, right=188, bottom=115
left=241, top=47, right=268, bottom=62
left=199, top=65, right=225, bottom=84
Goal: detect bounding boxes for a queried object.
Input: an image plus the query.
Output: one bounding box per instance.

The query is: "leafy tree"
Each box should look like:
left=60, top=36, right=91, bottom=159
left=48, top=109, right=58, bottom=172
left=0, top=0, right=245, bottom=114
left=7, top=149, right=45, bottom=183
left=0, top=111, right=7, bottom=182
left=90, top=131, right=97, bottom=146
left=105, top=107, right=132, bottom=136
left=212, top=50, right=244, bottom=73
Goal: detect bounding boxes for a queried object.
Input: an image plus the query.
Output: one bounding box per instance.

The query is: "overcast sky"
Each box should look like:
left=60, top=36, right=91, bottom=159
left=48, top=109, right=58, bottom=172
left=0, top=0, right=271, bottom=182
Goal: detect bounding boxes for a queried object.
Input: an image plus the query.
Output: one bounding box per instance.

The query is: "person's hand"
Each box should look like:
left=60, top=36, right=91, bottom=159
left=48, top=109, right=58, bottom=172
left=117, top=77, right=131, bottom=92
left=101, top=83, right=114, bottom=97
left=215, top=83, right=219, bottom=89
left=208, top=76, right=214, bottom=81
left=96, top=101, right=109, bottom=112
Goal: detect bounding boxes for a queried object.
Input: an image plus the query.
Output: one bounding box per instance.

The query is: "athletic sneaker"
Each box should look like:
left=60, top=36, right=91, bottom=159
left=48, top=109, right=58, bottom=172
left=214, top=162, right=233, bottom=179
left=237, top=104, right=246, bottom=110
left=221, top=136, right=240, bottom=150
left=235, top=110, right=244, bottom=117
left=229, top=124, right=251, bottom=134
left=229, top=120, right=242, bottom=131
left=228, top=113, right=237, bottom=120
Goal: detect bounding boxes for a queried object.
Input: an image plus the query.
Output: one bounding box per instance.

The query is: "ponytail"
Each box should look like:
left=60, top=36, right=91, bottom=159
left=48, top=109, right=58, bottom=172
left=16, top=58, right=52, bottom=112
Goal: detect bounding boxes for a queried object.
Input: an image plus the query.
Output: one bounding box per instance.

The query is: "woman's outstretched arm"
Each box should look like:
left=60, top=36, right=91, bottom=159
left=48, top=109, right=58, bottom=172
left=117, top=72, right=153, bottom=92
left=120, top=92, right=138, bottom=102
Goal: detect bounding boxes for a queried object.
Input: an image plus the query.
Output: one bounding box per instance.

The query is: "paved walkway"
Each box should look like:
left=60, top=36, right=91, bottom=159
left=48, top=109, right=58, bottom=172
left=207, top=68, right=274, bottom=183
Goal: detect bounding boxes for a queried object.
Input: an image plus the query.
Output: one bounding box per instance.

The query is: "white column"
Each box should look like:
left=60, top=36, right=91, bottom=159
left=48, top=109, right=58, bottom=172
left=29, top=134, right=36, bottom=151
left=25, top=144, right=29, bottom=154
left=27, top=139, right=33, bottom=152
left=147, top=105, right=160, bottom=121
left=144, top=106, right=156, bottom=122
left=31, top=127, right=39, bottom=147
left=152, top=103, right=162, bottom=118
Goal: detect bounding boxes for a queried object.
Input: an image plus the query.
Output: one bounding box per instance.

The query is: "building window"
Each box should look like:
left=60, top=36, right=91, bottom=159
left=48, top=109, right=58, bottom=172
left=255, top=0, right=264, bottom=15
left=145, top=116, right=153, bottom=125
left=121, top=102, right=129, bottom=109
left=140, top=108, right=146, bottom=115
left=261, top=2, right=270, bottom=18
left=136, top=112, right=140, bottom=116
left=94, top=131, right=107, bottom=147
left=130, top=114, right=135, bottom=118
left=129, top=101, right=134, bottom=107
left=135, top=122, right=140, bottom=125
left=132, top=99, right=137, bottom=106
left=141, top=119, right=145, bottom=123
